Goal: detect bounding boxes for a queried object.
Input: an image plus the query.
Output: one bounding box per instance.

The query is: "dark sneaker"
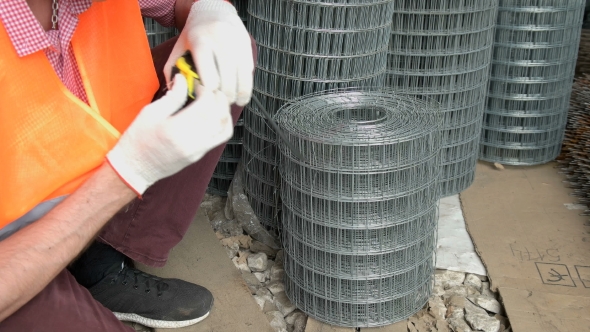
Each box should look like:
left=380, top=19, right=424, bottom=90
left=88, top=264, right=214, bottom=329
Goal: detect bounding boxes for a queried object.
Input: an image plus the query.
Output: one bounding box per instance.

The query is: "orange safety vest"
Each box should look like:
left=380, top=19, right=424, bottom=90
left=0, top=1, right=159, bottom=228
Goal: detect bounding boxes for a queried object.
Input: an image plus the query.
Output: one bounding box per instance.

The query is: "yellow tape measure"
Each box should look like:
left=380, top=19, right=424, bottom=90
left=171, top=51, right=200, bottom=105
left=171, top=51, right=305, bottom=160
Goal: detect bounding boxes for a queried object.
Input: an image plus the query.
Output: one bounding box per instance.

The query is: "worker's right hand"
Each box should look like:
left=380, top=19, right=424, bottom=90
left=163, top=0, right=253, bottom=107
left=107, top=74, right=233, bottom=195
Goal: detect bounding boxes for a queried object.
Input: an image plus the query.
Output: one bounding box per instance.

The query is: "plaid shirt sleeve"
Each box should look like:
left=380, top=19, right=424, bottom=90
left=139, top=0, right=177, bottom=27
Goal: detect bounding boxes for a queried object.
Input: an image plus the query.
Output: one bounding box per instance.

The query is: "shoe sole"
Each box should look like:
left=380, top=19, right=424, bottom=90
left=114, top=311, right=210, bottom=329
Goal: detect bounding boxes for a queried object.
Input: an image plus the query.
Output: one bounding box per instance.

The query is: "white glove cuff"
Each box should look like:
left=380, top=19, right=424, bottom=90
left=191, top=0, right=238, bottom=16
left=106, top=147, right=152, bottom=196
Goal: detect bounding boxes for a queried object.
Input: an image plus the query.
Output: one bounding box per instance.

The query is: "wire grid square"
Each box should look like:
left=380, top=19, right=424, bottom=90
left=285, top=273, right=432, bottom=327
left=248, top=0, right=395, bottom=31
left=281, top=229, right=437, bottom=278
left=280, top=180, right=439, bottom=228
left=480, top=123, right=568, bottom=148
left=281, top=205, right=438, bottom=254
left=280, top=157, right=439, bottom=200
left=385, top=0, right=498, bottom=195
left=212, top=161, right=240, bottom=180
left=481, top=0, right=584, bottom=165
left=253, top=68, right=386, bottom=100
left=243, top=127, right=280, bottom=166
left=219, top=143, right=243, bottom=163
left=257, top=44, right=389, bottom=81
left=283, top=253, right=435, bottom=302
left=249, top=16, right=392, bottom=57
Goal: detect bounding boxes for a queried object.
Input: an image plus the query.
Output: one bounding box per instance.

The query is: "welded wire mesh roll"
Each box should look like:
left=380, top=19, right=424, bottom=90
left=386, top=0, right=498, bottom=197
left=480, top=0, right=585, bottom=165
left=207, top=118, right=245, bottom=196
left=243, top=0, right=395, bottom=229
left=276, top=89, right=440, bottom=327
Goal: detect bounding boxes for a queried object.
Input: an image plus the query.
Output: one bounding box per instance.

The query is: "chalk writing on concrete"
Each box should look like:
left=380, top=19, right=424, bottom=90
left=510, top=244, right=560, bottom=262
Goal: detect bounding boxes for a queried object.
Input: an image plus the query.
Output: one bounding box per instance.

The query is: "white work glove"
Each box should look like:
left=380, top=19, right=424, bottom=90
left=107, top=74, right=233, bottom=195
left=164, top=0, right=254, bottom=106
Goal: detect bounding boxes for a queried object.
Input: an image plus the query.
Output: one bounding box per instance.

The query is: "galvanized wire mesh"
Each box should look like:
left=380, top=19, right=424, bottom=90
left=207, top=117, right=245, bottom=196
left=207, top=177, right=234, bottom=196
left=480, top=0, right=586, bottom=165
left=242, top=0, right=395, bottom=229
left=276, top=88, right=440, bottom=327
left=143, top=17, right=178, bottom=48
left=386, top=0, right=498, bottom=197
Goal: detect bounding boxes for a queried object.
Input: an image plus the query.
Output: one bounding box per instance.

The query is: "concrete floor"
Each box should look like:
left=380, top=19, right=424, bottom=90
left=138, top=208, right=273, bottom=332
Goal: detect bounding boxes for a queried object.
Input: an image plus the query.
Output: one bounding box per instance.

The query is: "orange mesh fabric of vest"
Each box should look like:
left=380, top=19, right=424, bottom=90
left=0, top=1, right=159, bottom=227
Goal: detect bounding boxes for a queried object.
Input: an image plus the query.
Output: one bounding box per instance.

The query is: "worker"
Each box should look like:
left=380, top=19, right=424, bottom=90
left=0, top=0, right=254, bottom=331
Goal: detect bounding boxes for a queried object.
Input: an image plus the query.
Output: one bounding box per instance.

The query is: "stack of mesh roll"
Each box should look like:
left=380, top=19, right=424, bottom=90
left=207, top=117, right=245, bottom=196
left=243, top=0, right=395, bottom=229
left=143, top=18, right=178, bottom=48
left=276, top=89, right=440, bottom=327
left=206, top=0, right=249, bottom=196
left=386, top=0, right=498, bottom=196
left=480, top=0, right=585, bottom=165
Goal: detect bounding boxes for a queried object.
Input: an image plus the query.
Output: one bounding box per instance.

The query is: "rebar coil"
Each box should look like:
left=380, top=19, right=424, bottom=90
left=558, top=74, right=590, bottom=217
left=386, top=0, right=498, bottom=197
left=243, top=0, right=395, bottom=229
left=276, top=89, right=440, bottom=327
left=480, top=0, right=585, bottom=165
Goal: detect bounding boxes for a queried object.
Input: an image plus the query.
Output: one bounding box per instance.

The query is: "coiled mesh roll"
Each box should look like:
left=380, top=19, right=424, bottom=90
left=207, top=118, right=245, bottom=196
left=276, top=88, right=441, bottom=327
left=480, top=0, right=585, bottom=165
left=243, top=0, right=395, bottom=229
left=386, top=0, right=498, bottom=196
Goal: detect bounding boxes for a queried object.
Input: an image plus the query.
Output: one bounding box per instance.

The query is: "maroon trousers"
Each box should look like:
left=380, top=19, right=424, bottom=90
left=0, top=37, right=256, bottom=331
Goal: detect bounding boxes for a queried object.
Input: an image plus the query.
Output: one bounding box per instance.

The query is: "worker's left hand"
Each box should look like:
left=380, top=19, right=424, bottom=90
left=164, top=0, right=253, bottom=106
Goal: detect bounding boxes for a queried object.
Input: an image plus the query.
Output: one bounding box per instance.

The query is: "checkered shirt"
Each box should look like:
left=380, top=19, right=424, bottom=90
left=0, top=0, right=176, bottom=103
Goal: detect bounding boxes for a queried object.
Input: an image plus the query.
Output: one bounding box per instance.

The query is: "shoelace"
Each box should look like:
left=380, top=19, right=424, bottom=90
left=111, top=265, right=170, bottom=297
